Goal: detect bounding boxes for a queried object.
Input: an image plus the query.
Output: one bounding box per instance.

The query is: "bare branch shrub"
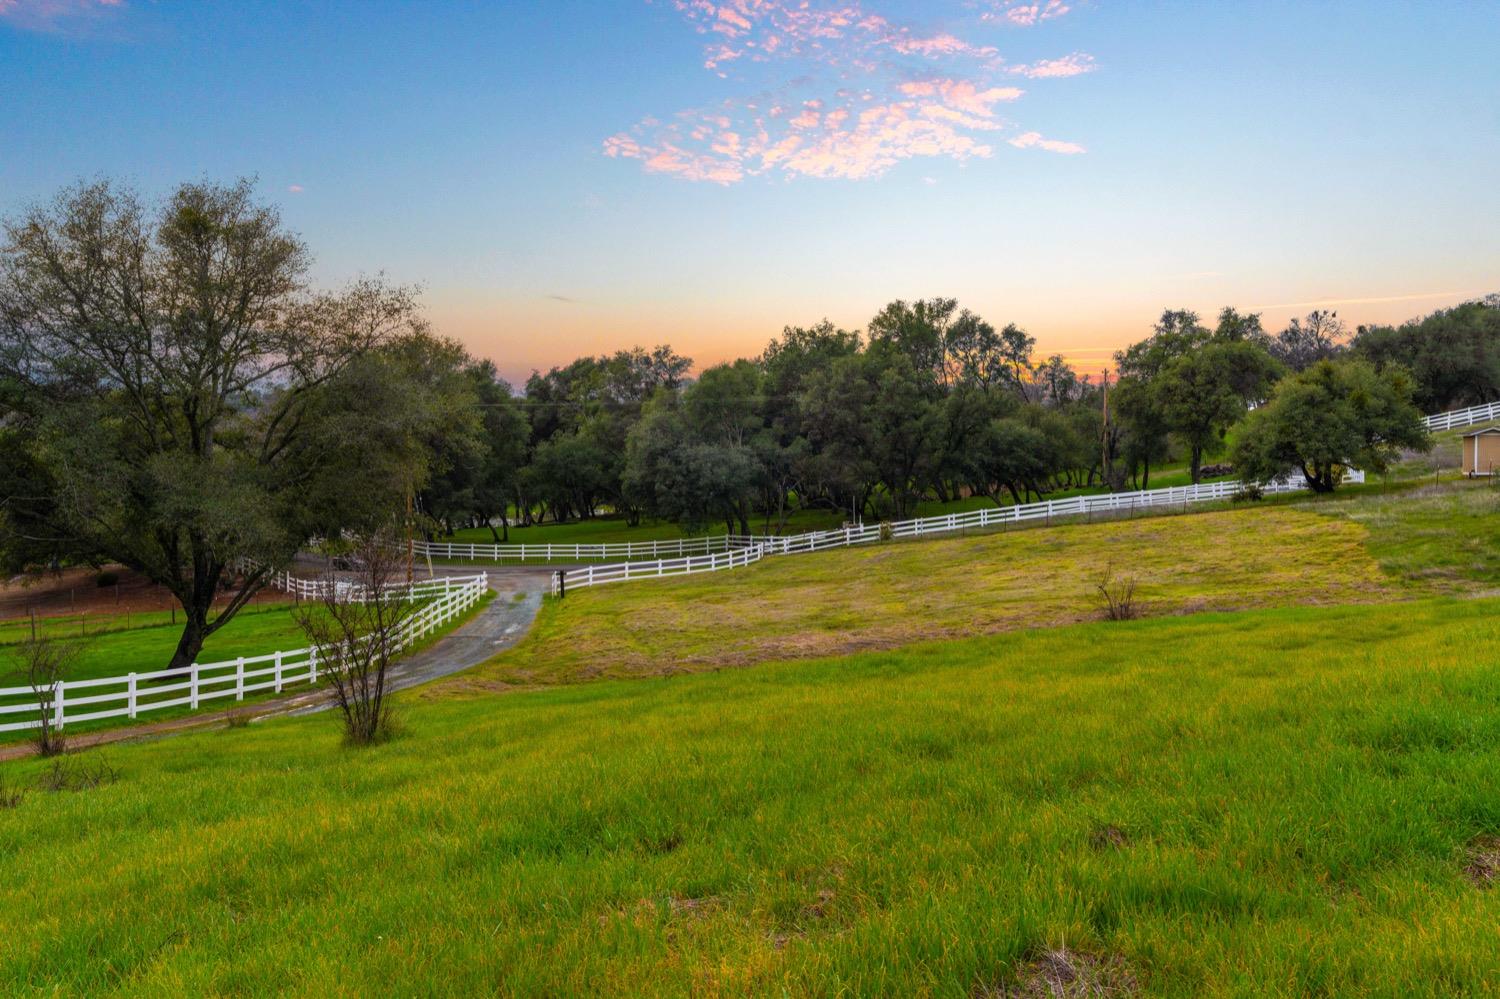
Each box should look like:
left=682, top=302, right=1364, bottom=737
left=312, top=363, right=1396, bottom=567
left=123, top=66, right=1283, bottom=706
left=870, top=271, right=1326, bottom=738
left=18, top=637, right=84, bottom=757
left=294, top=531, right=417, bottom=746
left=1094, top=566, right=1140, bottom=622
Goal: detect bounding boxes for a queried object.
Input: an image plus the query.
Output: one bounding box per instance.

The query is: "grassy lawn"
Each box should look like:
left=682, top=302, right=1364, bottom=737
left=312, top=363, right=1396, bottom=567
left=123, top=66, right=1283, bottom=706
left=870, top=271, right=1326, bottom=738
left=4, top=598, right=1500, bottom=994
left=1303, top=480, right=1500, bottom=591
left=467, top=506, right=1401, bottom=685
left=0, top=601, right=308, bottom=686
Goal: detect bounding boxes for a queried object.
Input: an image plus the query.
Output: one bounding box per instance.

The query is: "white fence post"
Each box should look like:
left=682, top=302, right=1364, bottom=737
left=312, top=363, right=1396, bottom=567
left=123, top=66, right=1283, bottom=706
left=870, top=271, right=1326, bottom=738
left=190, top=664, right=200, bottom=710
left=235, top=657, right=244, bottom=701
left=274, top=650, right=283, bottom=693
left=52, top=679, right=65, bottom=731
left=128, top=673, right=137, bottom=719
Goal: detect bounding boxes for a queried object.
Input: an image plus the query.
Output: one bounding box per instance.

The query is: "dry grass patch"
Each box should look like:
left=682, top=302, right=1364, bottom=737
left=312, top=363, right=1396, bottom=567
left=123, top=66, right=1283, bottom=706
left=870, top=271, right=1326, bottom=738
left=467, top=508, right=1400, bottom=686
left=980, top=947, right=1139, bottom=998
left=1464, top=837, right=1500, bottom=888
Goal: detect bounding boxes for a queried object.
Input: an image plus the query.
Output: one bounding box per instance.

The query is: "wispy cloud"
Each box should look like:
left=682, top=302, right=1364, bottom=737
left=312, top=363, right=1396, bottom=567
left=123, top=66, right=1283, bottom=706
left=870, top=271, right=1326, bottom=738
left=1007, top=52, right=1095, bottom=79
left=1008, top=130, right=1085, bottom=154
left=545, top=294, right=582, bottom=304
left=607, top=0, right=1093, bottom=183
left=983, top=1, right=1073, bottom=27
left=1250, top=290, right=1488, bottom=311
left=0, top=0, right=124, bottom=33
left=287, top=184, right=305, bottom=194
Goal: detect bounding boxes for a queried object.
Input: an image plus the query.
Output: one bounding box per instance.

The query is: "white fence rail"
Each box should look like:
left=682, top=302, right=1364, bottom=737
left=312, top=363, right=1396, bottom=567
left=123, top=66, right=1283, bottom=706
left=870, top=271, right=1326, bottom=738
left=416, top=534, right=737, bottom=564
left=261, top=567, right=472, bottom=604
left=0, top=574, right=488, bottom=736
left=1424, top=400, right=1500, bottom=432
left=551, top=470, right=1363, bottom=594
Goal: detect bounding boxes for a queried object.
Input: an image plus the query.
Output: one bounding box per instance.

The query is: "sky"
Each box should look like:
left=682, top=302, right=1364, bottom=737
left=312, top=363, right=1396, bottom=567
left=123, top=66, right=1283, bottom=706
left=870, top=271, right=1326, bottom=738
left=2, top=0, right=1498, bottom=384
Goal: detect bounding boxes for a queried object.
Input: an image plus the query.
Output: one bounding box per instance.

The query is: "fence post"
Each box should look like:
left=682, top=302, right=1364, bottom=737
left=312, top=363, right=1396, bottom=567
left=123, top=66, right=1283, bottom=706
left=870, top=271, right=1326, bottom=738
left=52, top=679, right=65, bottom=731
left=190, top=664, right=200, bottom=710
left=128, top=672, right=137, bottom=719
left=309, top=646, right=318, bottom=683
left=274, top=650, right=283, bottom=693
left=235, top=658, right=244, bottom=701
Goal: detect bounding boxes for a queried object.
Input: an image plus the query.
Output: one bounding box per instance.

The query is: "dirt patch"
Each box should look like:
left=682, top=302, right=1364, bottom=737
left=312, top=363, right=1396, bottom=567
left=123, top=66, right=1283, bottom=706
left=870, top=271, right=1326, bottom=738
left=1088, top=826, right=1129, bottom=851
left=979, top=947, right=1139, bottom=998
left=1464, top=837, right=1500, bottom=887
left=0, top=564, right=286, bottom=623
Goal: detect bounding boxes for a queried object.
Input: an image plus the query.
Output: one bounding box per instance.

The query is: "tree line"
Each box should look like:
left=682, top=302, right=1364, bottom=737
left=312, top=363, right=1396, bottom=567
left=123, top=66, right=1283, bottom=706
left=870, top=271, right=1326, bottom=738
left=423, top=296, right=1477, bottom=538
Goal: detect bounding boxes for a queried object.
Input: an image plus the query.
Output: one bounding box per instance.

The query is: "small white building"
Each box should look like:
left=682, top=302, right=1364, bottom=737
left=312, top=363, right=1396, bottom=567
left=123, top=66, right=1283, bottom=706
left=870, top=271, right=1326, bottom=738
left=1462, top=426, right=1500, bottom=477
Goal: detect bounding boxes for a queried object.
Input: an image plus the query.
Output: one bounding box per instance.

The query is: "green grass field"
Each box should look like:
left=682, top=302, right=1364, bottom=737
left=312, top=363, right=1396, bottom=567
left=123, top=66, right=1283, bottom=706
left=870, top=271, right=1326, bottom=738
left=4, top=598, right=1500, bottom=995
left=466, top=505, right=1400, bottom=686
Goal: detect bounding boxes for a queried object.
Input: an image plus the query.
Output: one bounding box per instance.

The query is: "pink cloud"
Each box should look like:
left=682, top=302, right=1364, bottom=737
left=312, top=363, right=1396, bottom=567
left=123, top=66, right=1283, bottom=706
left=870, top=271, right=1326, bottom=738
left=987, top=1, right=1072, bottom=26
left=1008, top=130, right=1086, bottom=154
left=1007, top=52, right=1095, bottom=78
left=0, top=0, right=123, bottom=31
left=615, top=1, right=1093, bottom=182
left=287, top=184, right=305, bottom=194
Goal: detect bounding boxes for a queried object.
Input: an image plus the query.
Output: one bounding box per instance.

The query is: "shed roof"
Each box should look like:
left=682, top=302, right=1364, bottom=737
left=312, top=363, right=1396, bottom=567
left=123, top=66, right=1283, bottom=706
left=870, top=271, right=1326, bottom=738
left=1461, top=426, right=1500, bottom=438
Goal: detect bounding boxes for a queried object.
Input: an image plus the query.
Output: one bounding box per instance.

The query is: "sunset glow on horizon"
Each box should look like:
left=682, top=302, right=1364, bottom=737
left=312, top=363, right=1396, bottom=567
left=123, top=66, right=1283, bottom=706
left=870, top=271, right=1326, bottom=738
left=4, top=0, right=1497, bottom=386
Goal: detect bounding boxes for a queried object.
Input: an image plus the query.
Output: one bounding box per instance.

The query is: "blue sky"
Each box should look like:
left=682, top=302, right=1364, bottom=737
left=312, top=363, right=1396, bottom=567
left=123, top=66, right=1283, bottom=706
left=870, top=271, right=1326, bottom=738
left=3, top=0, right=1497, bottom=383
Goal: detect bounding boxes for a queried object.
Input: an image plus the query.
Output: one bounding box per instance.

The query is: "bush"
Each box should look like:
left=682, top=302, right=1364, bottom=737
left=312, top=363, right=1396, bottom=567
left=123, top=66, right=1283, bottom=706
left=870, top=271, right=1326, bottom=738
left=1094, top=567, right=1140, bottom=621
left=1231, top=484, right=1264, bottom=503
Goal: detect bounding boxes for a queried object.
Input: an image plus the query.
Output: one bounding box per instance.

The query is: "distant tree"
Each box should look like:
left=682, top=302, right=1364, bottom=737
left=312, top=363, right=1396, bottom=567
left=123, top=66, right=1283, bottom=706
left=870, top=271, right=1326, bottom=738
left=867, top=297, right=957, bottom=386
left=945, top=312, right=1035, bottom=393
left=1034, top=354, right=1087, bottom=405
left=1213, top=306, right=1269, bottom=345
left=966, top=417, right=1052, bottom=504
left=0, top=179, right=428, bottom=673
left=1352, top=298, right=1500, bottom=411
left=1270, top=310, right=1347, bottom=371
left=423, top=359, right=528, bottom=541
left=1232, top=358, right=1429, bottom=492
left=1154, top=340, right=1282, bottom=482
left=623, top=398, right=758, bottom=534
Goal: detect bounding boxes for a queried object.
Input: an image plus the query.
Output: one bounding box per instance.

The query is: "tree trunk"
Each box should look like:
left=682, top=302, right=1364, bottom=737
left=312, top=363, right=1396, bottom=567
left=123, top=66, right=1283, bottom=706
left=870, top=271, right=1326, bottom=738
left=166, top=607, right=209, bottom=674
left=1141, top=457, right=1150, bottom=492
left=1190, top=445, right=1203, bottom=484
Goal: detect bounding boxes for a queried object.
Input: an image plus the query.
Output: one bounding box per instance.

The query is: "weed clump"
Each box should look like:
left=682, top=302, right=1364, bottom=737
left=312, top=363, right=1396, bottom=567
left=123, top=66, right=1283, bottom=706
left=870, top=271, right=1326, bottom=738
left=35, top=755, right=120, bottom=793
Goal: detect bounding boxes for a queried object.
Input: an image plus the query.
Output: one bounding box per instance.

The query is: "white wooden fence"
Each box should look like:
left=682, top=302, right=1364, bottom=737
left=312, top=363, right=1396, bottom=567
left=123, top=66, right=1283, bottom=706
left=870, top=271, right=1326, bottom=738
left=0, top=573, right=488, bottom=736
left=262, top=567, right=473, bottom=603
left=550, top=470, right=1364, bottom=594
left=415, top=534, right=737, bottom=564
left=1424, top=400, right=1500, bottom=432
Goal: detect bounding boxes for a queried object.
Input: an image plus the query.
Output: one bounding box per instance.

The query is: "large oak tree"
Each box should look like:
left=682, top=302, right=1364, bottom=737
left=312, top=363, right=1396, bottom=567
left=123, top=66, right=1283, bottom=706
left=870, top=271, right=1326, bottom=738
left=0, top=179, right=430, bottom=671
